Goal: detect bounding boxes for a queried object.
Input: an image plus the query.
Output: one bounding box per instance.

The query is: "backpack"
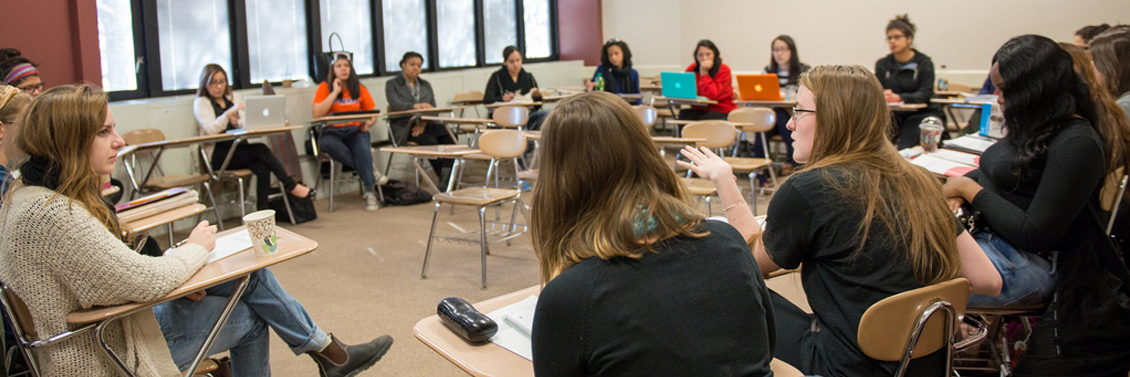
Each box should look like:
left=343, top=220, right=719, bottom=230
left=269, top=191, right=318, bottom=224
left=380, top=179, right=434, bottom=206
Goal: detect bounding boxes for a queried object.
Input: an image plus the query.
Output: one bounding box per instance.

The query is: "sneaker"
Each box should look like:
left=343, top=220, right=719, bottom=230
left=373, top=170, right=390, bottom=186
left=309, top=334, right=393, bottom=377
left=364, top=193, right=380, bottom=211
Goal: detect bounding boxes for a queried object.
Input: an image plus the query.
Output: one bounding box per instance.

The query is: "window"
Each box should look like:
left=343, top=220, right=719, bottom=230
left=483, top=0, right=517, bottom=64
left=155, top=0, right=233, bottom=91
left=96, top=0, right=138, bottom=92
left=436, top=0, right=476, bottom=68
left=320, top=0, right=375, bottom=75
left=522, top=0, right=551, bottom=59
left=246, top=0, right=310, bottom=83
left=381, top=0, right=429, bottom=72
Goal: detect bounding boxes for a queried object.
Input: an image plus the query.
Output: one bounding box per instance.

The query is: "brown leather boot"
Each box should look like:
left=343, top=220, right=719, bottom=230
left=308, top=334, right=393, bottom=377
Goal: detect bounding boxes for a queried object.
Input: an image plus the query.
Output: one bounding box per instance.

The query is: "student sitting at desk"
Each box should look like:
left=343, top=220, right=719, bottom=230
left=676, top=39, right=735, bottom=122
left=312, top=53, right=386, bottom=211
left=483, top=45, right=548, bottom=130
left=0, top=85, right=30, bottom=197
left=943, top=35, right=1130, bottom=376
left=385, top=51, right=456, bottom=187
left=682, top=65, right=1000, bottom=376
left=193, top=64, right=314, bottom=211
left=0, top=85, right=393, bottom=377
left=754, top=35, right=811, bottom=174
left=530, top=92, right=775, bottom=376
left=584, top=39, right=640, bottom=104
left=874, top=14, right=943, bottom=149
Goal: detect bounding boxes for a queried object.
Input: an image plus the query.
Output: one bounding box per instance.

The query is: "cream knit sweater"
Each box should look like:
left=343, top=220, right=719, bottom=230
left=0, top=185, right=209, bottom=376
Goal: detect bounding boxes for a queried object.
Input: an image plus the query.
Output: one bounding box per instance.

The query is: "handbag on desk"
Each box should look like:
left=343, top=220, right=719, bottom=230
left=312, top=33, right=352, bottom=84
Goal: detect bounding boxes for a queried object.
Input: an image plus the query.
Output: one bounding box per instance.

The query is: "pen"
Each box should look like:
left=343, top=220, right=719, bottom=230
left=173, top=238, right=189, bottom=248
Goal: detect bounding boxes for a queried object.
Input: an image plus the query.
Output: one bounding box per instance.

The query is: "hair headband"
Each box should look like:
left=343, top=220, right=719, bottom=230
left=4, top=63, right=38, bottom=85
left=0, top=85, right=18, bottom=110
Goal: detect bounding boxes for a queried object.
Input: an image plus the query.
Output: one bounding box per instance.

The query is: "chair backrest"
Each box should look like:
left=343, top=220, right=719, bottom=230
left=491, top=106, right=530, bottom=128
left=0, top=282, right=37, bottom=339
left=1100, top=166, right=1126, bottom=212
left=681, top=120, right=737, bottom=149
left=122, top=129, right=167, bottom=145
left=858, top=278, right=969, bottom=364
left=478, top=130, right=527, bottom=158
left=454, top=90, right=485, bottom=103
left=633, top=105, right=658, bottom=128
left=728, top=107, right=776, bottom=133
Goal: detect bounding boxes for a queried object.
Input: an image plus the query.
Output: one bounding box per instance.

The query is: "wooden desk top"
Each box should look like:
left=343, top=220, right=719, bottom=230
left=888, top=103, right=928, bottom=111
left=653, top=96, right=718, bottom=106
left=735, top=99, right=796, bottom=107
left=450, top=99, right=485, bottom=106
left=522, top=131, right=541, bottom=140
left=485, top=102, right=543, bottom=109
left=414, top=285, right=541, bottom=377
left=122, top=203, right=207, bottom=235
left=419, top=116, right=494, bottom=124
left=312, top=112, right=382, bottom=123
left=68, top=226, right=317, bottom=325
left=384, top=106, right=466, bottom=118
left=380, top=145, right=481, bottom=157
left=127, top=126, right=305, bottom=152
left=651, top=136, right=707, bottom=144
left=640, top=85, right=662, bottom=92
left=934, top=90, right=966, bottom=97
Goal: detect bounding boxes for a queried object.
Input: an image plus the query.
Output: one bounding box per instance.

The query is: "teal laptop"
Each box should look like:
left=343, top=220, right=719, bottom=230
left=661, top=72, right=697, bottom=99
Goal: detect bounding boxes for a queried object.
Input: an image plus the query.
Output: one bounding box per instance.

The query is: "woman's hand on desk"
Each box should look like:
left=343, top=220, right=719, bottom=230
left=186, top=221, right=218, bottom=251
left=184, top=290, right=207, bottom=302
left=502, top=92, right=515, bottom=102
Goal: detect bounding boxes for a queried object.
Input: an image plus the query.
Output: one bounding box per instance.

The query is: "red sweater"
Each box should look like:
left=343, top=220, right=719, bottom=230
left=684, top=62, right=736, bottom=114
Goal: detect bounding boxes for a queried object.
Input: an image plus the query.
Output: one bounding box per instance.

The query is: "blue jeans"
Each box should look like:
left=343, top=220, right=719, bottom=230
left=968, top=232, right=1057, bottom=307
left=154, top=268, right=330, bottom=376
left=320, top=126, right=375, bottom=191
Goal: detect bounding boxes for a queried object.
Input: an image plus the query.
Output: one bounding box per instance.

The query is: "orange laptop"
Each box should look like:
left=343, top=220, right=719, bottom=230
left=736, top=74, right=783, bottom=101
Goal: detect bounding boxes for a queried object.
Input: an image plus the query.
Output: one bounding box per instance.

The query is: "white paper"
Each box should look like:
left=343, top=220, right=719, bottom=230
left=944, top=135, right=996, bottom=154
left=911, top=154, right=976, bottom=177
left=208, top=231, right=253, bottom=263
left=928, top=149, right=980, bottom=166
left=487, top=295, right=539, bottom=361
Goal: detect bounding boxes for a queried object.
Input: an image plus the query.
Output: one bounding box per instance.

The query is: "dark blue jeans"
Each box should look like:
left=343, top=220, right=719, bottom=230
left=320, top=126, right=375, bottom=191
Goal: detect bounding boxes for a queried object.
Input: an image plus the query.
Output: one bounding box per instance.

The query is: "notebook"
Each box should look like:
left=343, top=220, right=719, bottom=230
left=660, top=72, right=697, bottom=99
left=242, top=95, right=287, bottom=130
left=736, top=74, right=782, bottom=101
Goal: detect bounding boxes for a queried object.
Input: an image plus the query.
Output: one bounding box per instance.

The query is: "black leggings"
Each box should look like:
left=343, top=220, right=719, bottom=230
left=212, top=142, right=297, bottom=210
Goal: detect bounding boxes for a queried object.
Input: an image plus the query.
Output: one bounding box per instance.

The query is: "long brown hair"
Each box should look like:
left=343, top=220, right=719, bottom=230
left=11, top=84, right=120, bottom=235
left=195, top=64, right=232, bottom=100
left=1060, top=42, right=1130, bottom=176
left=531, top=91, right=705, bottom=284
left=1090, top=27, right=1130, bottom=98
left=797, top=65, right=961, bottom=285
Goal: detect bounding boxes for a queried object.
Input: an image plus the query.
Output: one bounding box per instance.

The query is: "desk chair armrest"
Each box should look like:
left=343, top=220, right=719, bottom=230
left=954, top=315, right=989, bottom=351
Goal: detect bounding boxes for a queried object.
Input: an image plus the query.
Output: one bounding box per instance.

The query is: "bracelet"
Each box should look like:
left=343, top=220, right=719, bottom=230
left=721, top=201, right=747, bottom=213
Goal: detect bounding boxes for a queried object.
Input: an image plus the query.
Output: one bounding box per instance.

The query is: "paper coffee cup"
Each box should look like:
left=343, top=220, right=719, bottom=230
left=243, top=210, right=278, bottom=257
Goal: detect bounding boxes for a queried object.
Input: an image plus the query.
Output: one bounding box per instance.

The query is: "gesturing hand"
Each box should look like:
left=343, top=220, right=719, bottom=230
left=675, top=146, right=733, bottom=183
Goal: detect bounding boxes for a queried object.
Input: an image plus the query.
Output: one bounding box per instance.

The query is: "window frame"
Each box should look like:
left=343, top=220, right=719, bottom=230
left=99, top=0, right=557, bottom=99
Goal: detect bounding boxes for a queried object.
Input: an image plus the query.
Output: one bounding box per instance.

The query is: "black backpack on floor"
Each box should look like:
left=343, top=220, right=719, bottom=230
left=380, top=179, right=433, bottom=206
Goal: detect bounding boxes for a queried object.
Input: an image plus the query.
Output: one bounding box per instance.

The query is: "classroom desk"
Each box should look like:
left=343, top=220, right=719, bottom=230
left=383, top=106, right=466, bottom=119
left=888, top=103, right=928, bottom=112
left=640, top=85, right=662, bottom=92
left=735, top=99, right=796, bottom=109
left=450, top=98, right=484, bottom=107
left=485, top=102, right=543, bottom=109
left=67, top=226, right=318, bottom=377
left=521, top=131, right=540, bottom=141
left=123, top=203, right=208, bottom=247
left=414, top=285, right=541, bottom=377
left=414, top=284, right=805, bottom=377
left=379, top=145, right=482, bottom=193
left=311, top=111, right=382, bottom=124
left=934, top=90, right=965, bottom=98
left=651, top=136, right=707, bottom=145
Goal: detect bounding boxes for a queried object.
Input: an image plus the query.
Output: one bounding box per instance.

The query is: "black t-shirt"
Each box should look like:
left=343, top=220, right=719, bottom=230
left=531, top=220, right=775, bottom=377
left=763, top=167, right=960, bottom=376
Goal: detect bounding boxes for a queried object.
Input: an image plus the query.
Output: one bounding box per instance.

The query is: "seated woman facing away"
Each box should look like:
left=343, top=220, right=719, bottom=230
left=680, top=65, right=1001, bottom=377
left=193, top=64, right=313, bottom=210
left=0, top=84, right=391, bottom=377
left=530, top=91, right=775, bottom=376
left=385, top=51, right=457, bottom=188
left=943, top=35, right=1130, bottom=376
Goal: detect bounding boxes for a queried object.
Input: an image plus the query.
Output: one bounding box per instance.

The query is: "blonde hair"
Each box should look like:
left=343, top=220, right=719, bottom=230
left=531, top=91, right=705, bottom=284
left=11, top=84, right=119, bottom=236
left=0, top=85, right=31, bottom=163
left=797, top=65, right=961, bottom=285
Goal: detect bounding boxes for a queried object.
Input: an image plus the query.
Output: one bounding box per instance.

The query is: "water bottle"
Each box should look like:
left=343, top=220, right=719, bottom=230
left=594, top=73, right=605, bottom=92
left=937, top=65, right=949, bottom=91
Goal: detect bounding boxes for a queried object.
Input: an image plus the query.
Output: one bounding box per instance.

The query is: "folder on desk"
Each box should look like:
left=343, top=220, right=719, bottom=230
left=115, top=187, right=190, bottom=212
left=910, top=154, right=977, bottom=177
left=486, top=295, right=539, bottom=361
left=117, top=190, right=199, bottom=223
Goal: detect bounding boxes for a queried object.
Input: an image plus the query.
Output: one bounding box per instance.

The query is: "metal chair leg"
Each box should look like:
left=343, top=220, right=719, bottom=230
left=328, top=160, right=336, bottom=212
left=279, top=184, right=296, bottom=226
left=479, top=205, right=489, bottom=289
left=748, top=172, right=758, bottom=215
left=236, top=176, right=247, bottom=219
left=422, top=202, right=441, bottom=279
left=202, top=181, right=224, bottom=231
left=166, top=223, right=175, bottom=247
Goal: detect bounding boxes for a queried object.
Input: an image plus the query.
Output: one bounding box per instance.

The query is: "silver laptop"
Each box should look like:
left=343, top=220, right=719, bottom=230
left=243, top=95, right=287, bottom=130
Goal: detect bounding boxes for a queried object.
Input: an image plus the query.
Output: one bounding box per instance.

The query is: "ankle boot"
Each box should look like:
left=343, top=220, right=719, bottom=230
left=308, top=334, right=393, bottom=377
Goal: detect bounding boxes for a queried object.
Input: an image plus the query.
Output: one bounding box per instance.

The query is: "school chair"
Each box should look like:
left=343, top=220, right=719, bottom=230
left=309, top=124, right=381, bottom=212
left=727, top=107, right=779, bottom=202
left=198, top=145, right=296, bottom=225
left=680, top=120, right=750, bottom=215
left=451, top=90, right=486, bottom=144
left=1100, top=166, right=1127, bottom=235
left=422, top=130, right=527, bottom=289
left=120, top=129, right=225, bottom=230
left=633, top=105, right=659, bottom=131
left=858, top=277, right=985, bottom=377
left=453, top=106, right=530, bottom=190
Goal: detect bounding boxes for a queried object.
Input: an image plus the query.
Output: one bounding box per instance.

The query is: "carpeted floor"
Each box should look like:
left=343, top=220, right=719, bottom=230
left=165, top=149, right=804, bottom=376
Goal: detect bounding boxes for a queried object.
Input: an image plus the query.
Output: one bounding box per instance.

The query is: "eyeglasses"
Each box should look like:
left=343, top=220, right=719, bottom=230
left=793, top=107, right=816, bottom=119
left=886, top=34, right=906, bottom=42
left=208, top=80, right=227, bottom=87
left=17, top=83, right=45, bottom=94
left=772, top=47, right=790, bottom=53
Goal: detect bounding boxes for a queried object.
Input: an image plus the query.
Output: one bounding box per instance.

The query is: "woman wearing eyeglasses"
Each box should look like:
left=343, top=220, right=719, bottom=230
left=193, top=64, right=314, bottom=211
left=585, top=39, right=640, bottom=104
left=0, top=49, right=46, bottom=97
left=681, top=65, right=1001, bottom=376
left=755, top=35, right=810, bottom=175
left=874, top=14, right=943, bottom=149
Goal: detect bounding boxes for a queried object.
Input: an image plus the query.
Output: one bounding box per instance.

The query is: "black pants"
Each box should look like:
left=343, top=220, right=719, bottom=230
left=212, top=142, right=297, bottom=210
left=676, top=108, right=729, bottom=121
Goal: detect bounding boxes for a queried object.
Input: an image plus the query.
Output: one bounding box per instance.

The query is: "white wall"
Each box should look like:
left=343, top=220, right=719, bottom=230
left=109, top=60, right=587, bottom=202
left=602, top=0, right=1129, bottom=86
